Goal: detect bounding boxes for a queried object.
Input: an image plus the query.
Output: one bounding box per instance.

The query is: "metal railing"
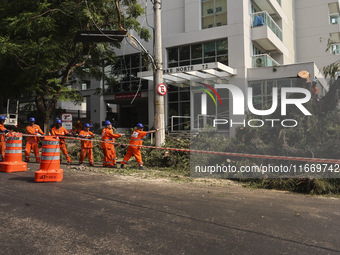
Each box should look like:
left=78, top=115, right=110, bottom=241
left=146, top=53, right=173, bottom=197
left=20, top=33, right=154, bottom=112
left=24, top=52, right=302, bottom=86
left=197, top=114, right=217, bottom=131
left=251, top=11, right=282, bottom=41
left=252, top=54, right=280, bottom=68
left=170, top=116, right=191, bottom=131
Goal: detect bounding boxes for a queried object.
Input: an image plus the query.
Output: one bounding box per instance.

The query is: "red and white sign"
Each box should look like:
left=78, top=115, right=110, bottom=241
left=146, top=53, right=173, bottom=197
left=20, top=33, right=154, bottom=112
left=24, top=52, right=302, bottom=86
left=61, top=113, right=73, bottom=122
left=157, top=83, right=167, bottom=95
left=61, top=113, right=73, bottom=133
left=115, top=92, right=141, bottom=99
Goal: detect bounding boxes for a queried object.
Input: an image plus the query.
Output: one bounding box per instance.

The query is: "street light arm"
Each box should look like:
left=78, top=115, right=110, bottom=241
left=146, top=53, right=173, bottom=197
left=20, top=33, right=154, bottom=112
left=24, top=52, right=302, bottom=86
left=129, top=35, right=156, bottom=70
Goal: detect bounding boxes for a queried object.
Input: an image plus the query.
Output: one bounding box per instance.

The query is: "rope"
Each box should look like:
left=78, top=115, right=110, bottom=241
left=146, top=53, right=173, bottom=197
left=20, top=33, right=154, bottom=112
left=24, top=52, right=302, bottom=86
left=11, top=133, right=340, bottom=165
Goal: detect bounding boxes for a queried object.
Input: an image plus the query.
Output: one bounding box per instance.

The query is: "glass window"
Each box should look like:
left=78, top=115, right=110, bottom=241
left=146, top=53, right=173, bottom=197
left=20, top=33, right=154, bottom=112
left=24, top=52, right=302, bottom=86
left=180, top=91, right=190, bottom=101
left=202, top=0, right=228, bottom=29
left=191, top=43, right=203, bottom=59
left=331, top=44, right=340, bottom=55
left=168, top=92, right=179, bottom=102
left=329, top=3, right=340, bottom=24
left=167, top=38, right=228, bottom=68
left=252, top=83, right=262, bottom=96
left=179, top=46, right=190, bottom=60
left=122, top=83, right=130, bottom=92
left=204, top=41, right=216, bottom=57
left=131, top=54, right=140, bottom=68
left=103, top=53, right=149, bottom=94
left=81, top=81, right=90, bottom=90
left=216, top=39, right=228, bottom=55
left=180, top=102, right=190, bottom=116
left=168, top=48, right=178, bottom=62
left=217, top=56, right=228, bottom=65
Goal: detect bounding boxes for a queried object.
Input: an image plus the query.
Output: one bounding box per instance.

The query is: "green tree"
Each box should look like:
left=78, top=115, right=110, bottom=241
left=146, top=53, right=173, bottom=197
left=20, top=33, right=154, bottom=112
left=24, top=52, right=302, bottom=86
left=0, top=0, right=150, bottom=132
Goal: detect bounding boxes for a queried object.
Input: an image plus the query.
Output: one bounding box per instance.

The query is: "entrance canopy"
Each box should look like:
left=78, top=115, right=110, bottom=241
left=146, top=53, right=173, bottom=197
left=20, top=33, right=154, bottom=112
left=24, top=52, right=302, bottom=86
left=137, top=62, right=237, bottom=83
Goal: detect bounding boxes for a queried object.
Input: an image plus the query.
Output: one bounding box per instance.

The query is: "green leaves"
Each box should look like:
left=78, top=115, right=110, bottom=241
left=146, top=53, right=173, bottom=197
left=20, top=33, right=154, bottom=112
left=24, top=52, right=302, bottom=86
left=0, top=0, right=150, bottom=123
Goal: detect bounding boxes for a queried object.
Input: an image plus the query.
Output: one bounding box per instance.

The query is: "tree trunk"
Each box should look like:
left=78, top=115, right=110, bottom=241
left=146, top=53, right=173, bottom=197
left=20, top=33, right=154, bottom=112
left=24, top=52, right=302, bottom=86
left=35, top=93, right=57, bottom=135
left=43, top=115, right=50, bottom=135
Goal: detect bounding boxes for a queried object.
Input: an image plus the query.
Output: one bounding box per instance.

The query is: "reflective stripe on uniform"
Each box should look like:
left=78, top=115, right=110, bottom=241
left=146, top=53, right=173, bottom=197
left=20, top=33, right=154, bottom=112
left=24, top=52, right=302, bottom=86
left=131, top=138, right=143, bottom=141
left=5, top=150, right=22, bottom=154
left=41, top=156, right=60, bottom=160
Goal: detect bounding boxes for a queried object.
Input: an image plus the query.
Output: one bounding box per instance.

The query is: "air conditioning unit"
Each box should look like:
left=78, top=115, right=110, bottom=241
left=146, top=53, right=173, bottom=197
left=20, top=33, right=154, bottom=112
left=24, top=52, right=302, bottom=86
left=255, top=58, right=263, bottom=67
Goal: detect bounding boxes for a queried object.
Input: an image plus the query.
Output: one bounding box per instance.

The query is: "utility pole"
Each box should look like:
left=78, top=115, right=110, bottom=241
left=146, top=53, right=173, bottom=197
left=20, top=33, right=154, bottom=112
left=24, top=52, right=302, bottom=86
left=154, top=0, right=165, bottom=147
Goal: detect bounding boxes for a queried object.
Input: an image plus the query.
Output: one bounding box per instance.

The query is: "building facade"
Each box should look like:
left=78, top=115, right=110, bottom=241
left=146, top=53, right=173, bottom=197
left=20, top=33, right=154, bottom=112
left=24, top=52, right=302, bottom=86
left=80, top=0, right=339, bottom=136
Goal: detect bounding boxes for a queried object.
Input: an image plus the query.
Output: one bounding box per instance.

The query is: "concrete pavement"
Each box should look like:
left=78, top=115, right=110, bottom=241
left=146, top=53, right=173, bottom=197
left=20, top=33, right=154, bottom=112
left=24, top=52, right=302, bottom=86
left=0, top=162, right=339, bottom=254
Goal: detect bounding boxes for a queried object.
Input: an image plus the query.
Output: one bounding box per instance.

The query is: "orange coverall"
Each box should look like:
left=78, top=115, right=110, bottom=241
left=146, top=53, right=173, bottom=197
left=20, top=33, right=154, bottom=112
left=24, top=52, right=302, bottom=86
left=25, top=124, right=44, bottom=162
left=0, top=124, right=7, bottom=161
left=75, top=123, right=83, bottom=134
left=51, top=126, right=72, bottom=163
left=79, top=130, right=94, bottom=165
left=121, top=129, right=149, bottom=166
left=101, top=127, right=121, bottom=167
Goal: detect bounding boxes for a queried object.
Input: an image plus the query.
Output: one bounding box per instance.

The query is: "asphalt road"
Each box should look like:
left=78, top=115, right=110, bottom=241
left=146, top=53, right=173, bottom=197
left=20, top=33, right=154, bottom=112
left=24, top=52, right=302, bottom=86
left=0, top=162, right=339, bottom=255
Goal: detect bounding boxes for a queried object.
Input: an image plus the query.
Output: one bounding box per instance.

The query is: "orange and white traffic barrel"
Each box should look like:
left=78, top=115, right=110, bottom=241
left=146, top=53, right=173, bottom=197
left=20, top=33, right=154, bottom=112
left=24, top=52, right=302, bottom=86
left=35, top=136, right=63, bottom=182
left=0, top=133, right=27, bottom=173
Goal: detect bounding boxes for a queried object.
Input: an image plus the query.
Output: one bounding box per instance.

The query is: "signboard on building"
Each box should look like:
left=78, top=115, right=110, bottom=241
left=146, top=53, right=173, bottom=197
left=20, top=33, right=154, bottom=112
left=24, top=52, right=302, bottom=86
left=115, top=92, right=141, bottom=99
left=61, top=113, right=73, bottom=133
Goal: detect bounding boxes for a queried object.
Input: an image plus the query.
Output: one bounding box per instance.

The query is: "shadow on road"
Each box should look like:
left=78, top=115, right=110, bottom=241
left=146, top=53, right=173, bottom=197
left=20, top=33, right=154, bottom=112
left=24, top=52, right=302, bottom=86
left=8, top=176, right=35, bottom=183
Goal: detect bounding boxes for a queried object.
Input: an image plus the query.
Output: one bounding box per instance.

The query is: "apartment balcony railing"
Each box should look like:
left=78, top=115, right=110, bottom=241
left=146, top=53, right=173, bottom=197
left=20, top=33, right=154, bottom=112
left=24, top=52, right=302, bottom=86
left=251, top=11, right=282, bottom=41
left=252, top=54, right=279, bottom=68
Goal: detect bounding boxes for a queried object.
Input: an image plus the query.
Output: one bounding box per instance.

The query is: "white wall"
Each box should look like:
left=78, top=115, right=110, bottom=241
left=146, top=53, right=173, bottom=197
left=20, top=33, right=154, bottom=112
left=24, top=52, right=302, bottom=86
left=295, top=0, right=340, bottom=69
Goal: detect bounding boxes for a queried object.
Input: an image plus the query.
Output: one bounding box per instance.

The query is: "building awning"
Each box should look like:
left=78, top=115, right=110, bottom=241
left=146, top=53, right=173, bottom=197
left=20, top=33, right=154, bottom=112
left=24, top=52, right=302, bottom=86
left=137, top=62, right=237, bottom=83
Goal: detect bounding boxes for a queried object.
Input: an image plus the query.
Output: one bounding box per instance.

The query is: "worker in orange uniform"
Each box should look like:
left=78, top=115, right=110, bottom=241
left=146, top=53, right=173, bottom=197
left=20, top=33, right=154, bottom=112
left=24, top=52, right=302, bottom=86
left=74, top=120, right=83, bottom=136
left=78, top=123, right=95, bottom=166
left=101, top=120, right=123, bottom=168
left=25, top=117, right=44, bottom=162
left=51, top=119, right=73, bottom=164
left=0, top=116, right=9, bottom=162
left=121, top=123, right=156, bottom=170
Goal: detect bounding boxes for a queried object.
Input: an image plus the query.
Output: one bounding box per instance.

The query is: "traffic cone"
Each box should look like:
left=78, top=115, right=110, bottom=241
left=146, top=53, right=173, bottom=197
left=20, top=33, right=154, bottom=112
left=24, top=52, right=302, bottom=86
left=0, top=133, right=27, bottom=173
left=35, top=136, right=63, bottom=182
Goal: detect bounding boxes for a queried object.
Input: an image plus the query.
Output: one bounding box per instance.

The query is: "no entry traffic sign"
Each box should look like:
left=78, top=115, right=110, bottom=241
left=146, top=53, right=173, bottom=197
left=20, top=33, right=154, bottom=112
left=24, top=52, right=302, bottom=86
left=157, top=83, right=167, bottom=95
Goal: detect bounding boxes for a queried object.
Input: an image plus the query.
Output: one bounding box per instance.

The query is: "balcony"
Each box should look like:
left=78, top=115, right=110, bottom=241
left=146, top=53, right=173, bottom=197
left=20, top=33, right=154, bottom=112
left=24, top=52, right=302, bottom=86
left=252, top=54, right=279, bottom=68
left=252, top=0, right=286, bottom=22
left=251, top=11, right=288, bottom=56
left=251, top=11, right=282, bottom=40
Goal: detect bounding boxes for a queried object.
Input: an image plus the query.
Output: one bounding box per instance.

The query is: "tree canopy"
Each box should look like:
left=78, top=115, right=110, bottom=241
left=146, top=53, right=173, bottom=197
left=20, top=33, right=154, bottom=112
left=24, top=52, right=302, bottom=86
left=0, top=0, right=150, bottom=131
